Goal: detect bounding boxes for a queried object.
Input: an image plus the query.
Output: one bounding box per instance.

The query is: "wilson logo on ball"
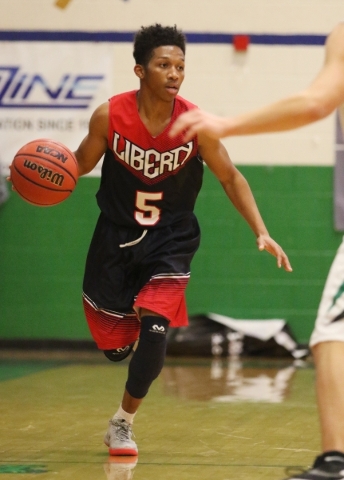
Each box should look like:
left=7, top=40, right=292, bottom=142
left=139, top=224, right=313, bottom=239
left=23, top=159, right=65, bottom=186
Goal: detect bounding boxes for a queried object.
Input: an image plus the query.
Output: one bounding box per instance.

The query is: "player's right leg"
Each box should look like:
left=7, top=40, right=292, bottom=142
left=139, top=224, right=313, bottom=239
left=103, top=343, right=136, bottom=362
left=313, top=341, right=344, bottom=444
left=310, top=239, right=344, bottom=456
left=82, top=294, right=140, bottom=354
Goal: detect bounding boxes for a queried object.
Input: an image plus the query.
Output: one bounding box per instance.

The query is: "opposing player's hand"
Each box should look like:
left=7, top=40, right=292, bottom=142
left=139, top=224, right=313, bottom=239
left=256, top=234, right=293, bottom=272
left=169, top=109, right=230, bottom=142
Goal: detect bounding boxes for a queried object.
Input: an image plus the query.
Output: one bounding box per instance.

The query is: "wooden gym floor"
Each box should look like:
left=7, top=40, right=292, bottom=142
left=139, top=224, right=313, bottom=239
left=0, top=350, right=318, bottom=480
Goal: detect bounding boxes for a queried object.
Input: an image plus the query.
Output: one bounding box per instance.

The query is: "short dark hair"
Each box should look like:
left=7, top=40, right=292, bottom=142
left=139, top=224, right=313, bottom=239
left=133, top=23, right=186, bottom=66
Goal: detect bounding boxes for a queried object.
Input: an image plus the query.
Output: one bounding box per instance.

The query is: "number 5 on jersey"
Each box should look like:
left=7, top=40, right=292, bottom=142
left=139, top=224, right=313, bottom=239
left=135, top=191, right=163, bottom=226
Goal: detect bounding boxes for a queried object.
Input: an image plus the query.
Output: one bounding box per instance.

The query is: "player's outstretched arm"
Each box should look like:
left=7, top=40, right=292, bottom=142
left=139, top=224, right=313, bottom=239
left=170, top=23, right=344, bottom=142
left=74, top=102, right=109, bottom=176
left=198, top=134, right=292, bottom=272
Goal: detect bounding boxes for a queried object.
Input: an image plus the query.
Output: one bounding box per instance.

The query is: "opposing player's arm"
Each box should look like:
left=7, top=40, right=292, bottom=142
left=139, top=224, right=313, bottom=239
left=198, top=134, right=292, bottom=272
left=306, top=22, right=344, bottom=114
left=74, top=102, right=109, bottom=176
left=170, top=22, right=344, bottom=141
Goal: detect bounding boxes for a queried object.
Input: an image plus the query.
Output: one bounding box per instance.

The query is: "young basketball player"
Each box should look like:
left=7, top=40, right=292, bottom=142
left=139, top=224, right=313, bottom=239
left=171, top=22, right=344, bottom=480
left=73, top=23, right=292, bottom=457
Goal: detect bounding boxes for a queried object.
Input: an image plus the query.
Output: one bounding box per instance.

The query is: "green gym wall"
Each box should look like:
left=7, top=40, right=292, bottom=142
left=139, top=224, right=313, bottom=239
left=0, top=166, right=340, bottom=344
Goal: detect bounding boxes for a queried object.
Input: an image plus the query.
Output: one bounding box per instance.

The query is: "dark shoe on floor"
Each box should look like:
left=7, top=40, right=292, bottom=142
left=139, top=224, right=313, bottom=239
left=285, top=451, right=344, bottom=480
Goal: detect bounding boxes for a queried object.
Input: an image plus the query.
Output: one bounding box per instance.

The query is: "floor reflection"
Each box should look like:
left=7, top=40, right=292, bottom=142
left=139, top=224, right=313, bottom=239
left=103, top=456, right=137, bottom=480
left=162, top=357, right=307, bottom=403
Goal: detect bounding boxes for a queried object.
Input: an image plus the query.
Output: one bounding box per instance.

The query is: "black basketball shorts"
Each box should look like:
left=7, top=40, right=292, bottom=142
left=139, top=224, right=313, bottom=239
left=82, top=212, right=201, bottom=350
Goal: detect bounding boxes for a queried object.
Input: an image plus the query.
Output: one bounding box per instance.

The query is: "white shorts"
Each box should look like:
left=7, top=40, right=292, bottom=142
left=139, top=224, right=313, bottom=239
left=310, top=237, right=344, bottom=347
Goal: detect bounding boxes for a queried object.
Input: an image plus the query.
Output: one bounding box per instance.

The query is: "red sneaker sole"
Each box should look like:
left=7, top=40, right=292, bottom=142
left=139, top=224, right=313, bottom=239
left=108, top=448, right=138, bottom=456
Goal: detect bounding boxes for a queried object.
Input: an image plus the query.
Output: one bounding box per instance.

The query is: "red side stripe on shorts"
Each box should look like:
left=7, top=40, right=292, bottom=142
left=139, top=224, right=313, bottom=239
left=135, top=276, right=189, bottom=328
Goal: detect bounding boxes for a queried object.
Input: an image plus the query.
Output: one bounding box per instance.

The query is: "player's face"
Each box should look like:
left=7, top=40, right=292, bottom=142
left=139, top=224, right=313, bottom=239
left=142, top=45, right=185, bottom=101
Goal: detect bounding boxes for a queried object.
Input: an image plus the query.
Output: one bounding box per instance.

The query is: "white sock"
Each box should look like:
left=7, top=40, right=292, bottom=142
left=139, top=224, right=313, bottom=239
left=113, top=405, right=136, bottom=425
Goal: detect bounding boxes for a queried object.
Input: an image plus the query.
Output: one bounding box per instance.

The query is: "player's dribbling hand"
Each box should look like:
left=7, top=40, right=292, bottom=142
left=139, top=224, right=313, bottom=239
left=257, top=234, right=293, bottom=272
left=169, top=109, right=230, bottom=142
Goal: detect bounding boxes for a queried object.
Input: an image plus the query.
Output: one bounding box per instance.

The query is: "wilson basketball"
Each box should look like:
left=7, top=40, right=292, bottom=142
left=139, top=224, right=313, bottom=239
left=10, top=138, right=79, bottom=206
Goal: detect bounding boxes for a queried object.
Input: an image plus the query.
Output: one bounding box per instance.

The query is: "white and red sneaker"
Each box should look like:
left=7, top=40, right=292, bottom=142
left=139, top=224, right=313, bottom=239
left=104, top=418, right=138, bottom=456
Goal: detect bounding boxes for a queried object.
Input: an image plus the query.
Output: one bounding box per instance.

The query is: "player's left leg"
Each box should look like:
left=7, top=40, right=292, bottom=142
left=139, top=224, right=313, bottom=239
left=105, top=309, right=169, bottom=456
left=125, top=311, right=169, bottom=400
left=105, top=215, right=200, bottom=456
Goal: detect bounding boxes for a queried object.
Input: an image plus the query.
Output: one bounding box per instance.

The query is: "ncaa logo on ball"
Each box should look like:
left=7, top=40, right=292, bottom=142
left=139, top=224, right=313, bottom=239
left=36, top=145, right=68, bottom=164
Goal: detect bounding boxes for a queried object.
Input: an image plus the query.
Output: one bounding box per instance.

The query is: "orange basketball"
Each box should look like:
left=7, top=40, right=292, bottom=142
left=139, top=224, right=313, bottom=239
left=10, top=138, right=79, bottom=206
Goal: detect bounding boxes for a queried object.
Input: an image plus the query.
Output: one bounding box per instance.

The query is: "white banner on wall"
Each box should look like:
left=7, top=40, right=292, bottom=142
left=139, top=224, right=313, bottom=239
left=0, top=42, right=114, bottom=177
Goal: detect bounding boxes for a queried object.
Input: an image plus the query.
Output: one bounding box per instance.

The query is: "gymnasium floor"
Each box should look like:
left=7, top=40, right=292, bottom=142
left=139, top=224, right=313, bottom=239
left=0, top=350, right=318, bottom=480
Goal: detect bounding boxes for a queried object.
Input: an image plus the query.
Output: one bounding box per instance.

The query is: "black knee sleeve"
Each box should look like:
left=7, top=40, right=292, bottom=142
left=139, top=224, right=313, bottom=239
left=103, top=342, right=135, bottom=362
left=125, top=316, right=169, bottom=399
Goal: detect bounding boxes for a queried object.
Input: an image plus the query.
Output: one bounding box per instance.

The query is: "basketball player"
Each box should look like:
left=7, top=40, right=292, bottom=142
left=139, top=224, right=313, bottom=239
left=171, top=22, right=344, bottom=480
left=73, top=23, right=292, bottom=458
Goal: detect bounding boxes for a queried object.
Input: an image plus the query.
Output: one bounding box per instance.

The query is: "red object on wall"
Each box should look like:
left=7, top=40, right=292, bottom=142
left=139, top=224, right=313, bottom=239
left=233, top=35, right=250, bottom=51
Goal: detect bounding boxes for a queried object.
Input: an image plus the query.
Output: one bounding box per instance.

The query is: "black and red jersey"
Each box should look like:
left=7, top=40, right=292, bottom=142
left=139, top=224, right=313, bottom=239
left=96, top=90, right=204, bottom=228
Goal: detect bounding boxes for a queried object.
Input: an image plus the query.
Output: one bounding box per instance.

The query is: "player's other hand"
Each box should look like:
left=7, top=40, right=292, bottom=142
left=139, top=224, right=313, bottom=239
left=169, top=109, right=230, bottom=142
left=6, top=165, right=16, bottom=191
left=257, top=234, right=293, bottom=272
